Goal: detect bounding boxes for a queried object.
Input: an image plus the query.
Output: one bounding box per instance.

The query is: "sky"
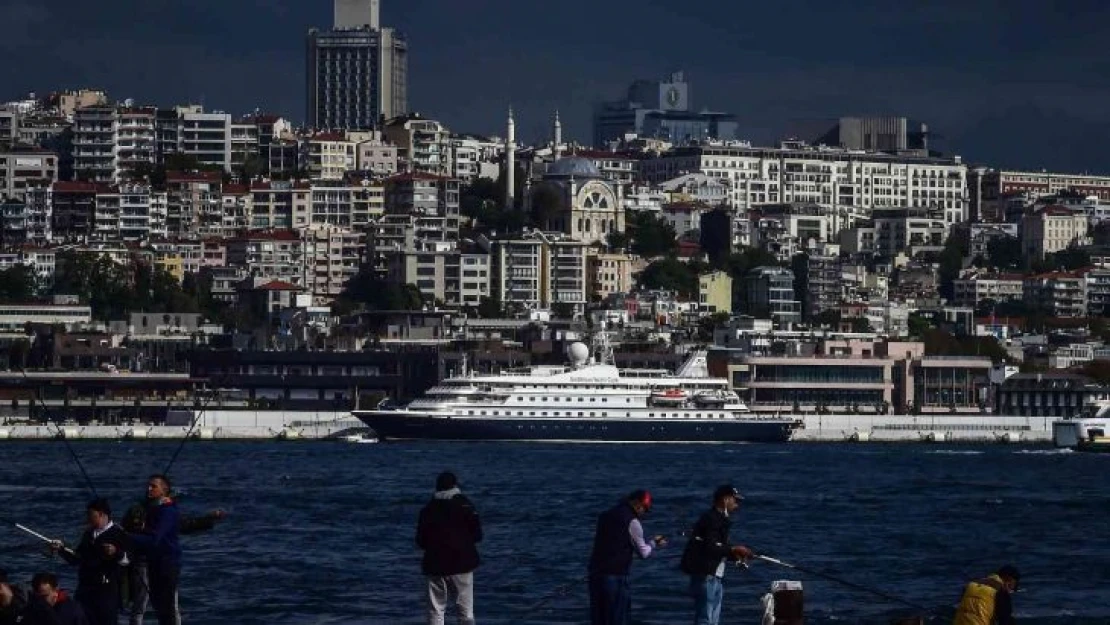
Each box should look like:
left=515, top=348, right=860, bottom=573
left=2, top=0, right=1109, bottom=172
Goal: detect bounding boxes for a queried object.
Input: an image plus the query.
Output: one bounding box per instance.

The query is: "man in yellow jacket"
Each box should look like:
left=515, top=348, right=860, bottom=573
left=953, top=565, right=1020, bottom=625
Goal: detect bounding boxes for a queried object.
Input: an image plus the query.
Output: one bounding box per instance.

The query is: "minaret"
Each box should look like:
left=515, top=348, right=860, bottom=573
left=553, top=110, right=563, bottom=161
left=505, top=107, right=516, bottom=209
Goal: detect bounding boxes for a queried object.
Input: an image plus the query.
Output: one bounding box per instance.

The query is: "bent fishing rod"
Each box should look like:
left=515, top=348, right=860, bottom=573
left=19, top=371, right=100, bottom=498
left=755, top=554, right=930, bottom=612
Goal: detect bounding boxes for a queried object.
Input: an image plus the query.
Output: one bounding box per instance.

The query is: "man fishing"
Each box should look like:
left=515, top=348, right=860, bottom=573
left=51, top=498, right=130, bottom=625
left=952, top=565, right=1020, bottom=625
left=680, top=484, right=754, bottom=625
left=587, top=490, right=666, bottom=625
left=416, top=471, right=483, bottom=625
left=126, top=476, right=181, bottom=625
left=121, top=481, right=225, bottom=625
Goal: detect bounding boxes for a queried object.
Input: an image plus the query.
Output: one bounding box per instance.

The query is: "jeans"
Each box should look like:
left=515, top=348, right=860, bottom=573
left=690, top=575, right=724, bottom=625
left=76, top=585, right=120, bottom=625
left=147, top=565, right=181, bottom=625
left=426, top=572, right=475, bottom=625
left=588, top=574, right=631, bottom=625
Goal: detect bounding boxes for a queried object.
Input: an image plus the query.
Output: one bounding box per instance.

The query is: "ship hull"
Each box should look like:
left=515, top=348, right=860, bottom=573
left=353, top=411, right=800, bottom=443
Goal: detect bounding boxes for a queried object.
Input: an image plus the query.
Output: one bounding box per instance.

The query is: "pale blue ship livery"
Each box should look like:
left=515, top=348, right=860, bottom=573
left=354, top=336, right=802, bottom=443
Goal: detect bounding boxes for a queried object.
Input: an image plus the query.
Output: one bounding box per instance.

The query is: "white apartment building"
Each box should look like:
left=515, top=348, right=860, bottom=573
left=72, top=106, right=118, bottom=182
left=165, top=171, right=223, bottom=239
left=1020, top=205, right=1089, bottom=259
left=309, top=179, right=384, bottom=229
left=357, top=140, right=399, bottom=176
left=307, top=133, right=357, bottom=180
left=639, top=142, right=968, bottom=226
left=658, top=173, right=729, bottom=205
left=491, top=231, right=587, bottom=312
left=384, top=114, right=451, bottom=176
left=250, top=181, right=310, bottom=230
left=177, top=110, right=232, bottom=172
left=661, top=202, right=709, bottom=239
left=970, top=168, right=1110, bottom=221
left=230, top=121, right=260, bottom=169
left=448, top=135, right=502, bottom=183
left=952, top=272, right=1024, bottom=308
left=226, top=230, right=305, bottom=286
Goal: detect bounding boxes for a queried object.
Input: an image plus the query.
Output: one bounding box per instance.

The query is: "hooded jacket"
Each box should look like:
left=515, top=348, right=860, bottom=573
left=128, top=498, right=181, bottom=570
left=416, top=488, right=483, bottom=576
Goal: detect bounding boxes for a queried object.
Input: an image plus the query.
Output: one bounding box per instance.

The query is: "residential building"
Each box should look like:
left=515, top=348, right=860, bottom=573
left=221, top=184, right=251, bottom=233
left=384, top=172, right=460, bottom=241
left=307, top=132, right=358, bottom=180
left=743, top=266, right=801, bottom=327
left=952, top=272, right=1024, bottom=308
left=698, top=270, right=732, bottom=314
left=0, top=109, right=18, bottom=145
left=305, top=21, right=408, bottom=130
left=447, top=135, right=502, bottom=183
left=383, top=114, right=450, bottom=175
left=165, top=171, right=223, bottom=238
left=1020, top=205, right=1089, bottom=260
left=177, top=109, right=232, bottom=172
left=593, top=71, right=738, bottom=146
left=661, top=202, right=710, bottom=239
left=71, top=106, right=117, bottom=182
left=1084, top=267, right=1110, bottom=316
left=230, top=120, right=260, bottom=170
left=385, top=240, right=490, bottom=309
left=301, top=225, right=365, bottom=304
left=226, top=230, right=305, bottom=286
left=250, top=180, right=310, bottom=230
left=0, top=148, right=57, bottom=201
left=871, top=207, right=948, bottom=258
left=491, top=231, right=587, bottom=312
left=587, top=252, right=641, bottom=301
left=50, top=181, right=99, bottom=241
left=1023, top=271, right=1087, bottom=318
left=309, top=178, right=384, bottom=229
left=658, top=173, right=729, bottom=206
left=356, top=138, right=399, bottom=176
left=969, top=223, right=1018, bottom=260
left=639, top=143, right=968, bottom=226
left=810, top=116, right=929, bottom=154
left=115, top=107, right=158, bottom=178
left=793, top=243, right=841, bottom=320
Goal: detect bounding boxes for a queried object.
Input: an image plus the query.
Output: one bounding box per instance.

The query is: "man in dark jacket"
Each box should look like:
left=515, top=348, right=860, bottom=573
left=53, top=499, right=131, bottom=625
left=25, top=573, right=88, bottom=625
left=680, top=485, right=754, bottom=625
left=120, top=490, right=224, bottom=625
left=0, top=568, right=28, bottom=625
left=127, top=476, right=181, bottom=625
left=587, top=490, right=665, bottom=625
left=416, top=471, right=482, bottom=625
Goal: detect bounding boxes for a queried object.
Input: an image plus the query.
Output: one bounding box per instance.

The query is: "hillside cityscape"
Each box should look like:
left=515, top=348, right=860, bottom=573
left=2, top=0, right=1109, bottom=421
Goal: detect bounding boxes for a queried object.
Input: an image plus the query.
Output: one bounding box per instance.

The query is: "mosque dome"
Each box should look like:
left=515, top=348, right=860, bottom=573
left=546, top=156, right=601, bottom=179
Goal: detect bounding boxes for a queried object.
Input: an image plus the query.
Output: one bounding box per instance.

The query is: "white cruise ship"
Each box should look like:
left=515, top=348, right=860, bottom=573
left=353, top=335, right=802, bottom=443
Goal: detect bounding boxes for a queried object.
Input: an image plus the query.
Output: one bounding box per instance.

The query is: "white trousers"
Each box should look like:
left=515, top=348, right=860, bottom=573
left=426, top=572, right=475, bottom=625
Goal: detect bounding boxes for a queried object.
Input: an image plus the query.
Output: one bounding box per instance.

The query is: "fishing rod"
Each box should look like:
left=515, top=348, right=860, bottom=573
left=19, top=375, right=100, bottom=499
left=0, top=517, right=77, bottom=559
left=756, top=554, right=930, bottom=612
left=161, top=381, right=222, bottom=476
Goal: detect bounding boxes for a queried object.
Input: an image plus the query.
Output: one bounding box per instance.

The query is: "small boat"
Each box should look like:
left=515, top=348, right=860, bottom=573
left=340, top=433, right=379, bottom=444
left=650, top=388, right=689, bottom=406
left=274, top=427, right=302, bottom=441
left=843, top=428, right=871, bottom=442
left=993, top=431, right=1021, bottom=444
left=692, top=389, right=741, bottom=407
left=1077, top=436, right=1110, bottom=453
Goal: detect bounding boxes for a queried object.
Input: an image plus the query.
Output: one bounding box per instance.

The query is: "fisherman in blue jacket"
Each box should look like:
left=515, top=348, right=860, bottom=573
left=127, top=475, right=181, bottom=625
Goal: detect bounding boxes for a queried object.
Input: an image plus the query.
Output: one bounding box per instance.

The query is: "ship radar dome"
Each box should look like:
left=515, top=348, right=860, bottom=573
left=567, top=342, right=590, bottom=364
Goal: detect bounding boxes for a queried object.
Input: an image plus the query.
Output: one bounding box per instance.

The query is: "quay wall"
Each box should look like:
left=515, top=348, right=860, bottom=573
left=788, top=413, right=1054, bottom=442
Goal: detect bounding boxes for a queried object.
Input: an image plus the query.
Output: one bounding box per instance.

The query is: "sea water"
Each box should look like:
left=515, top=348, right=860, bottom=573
left=0, top=442, right=1107, bottom=624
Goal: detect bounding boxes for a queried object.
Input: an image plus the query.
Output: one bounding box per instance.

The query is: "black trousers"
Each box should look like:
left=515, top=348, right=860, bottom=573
left=77, top=585, right=121, bottom=625
left=146, top=565, right=180, bottom=625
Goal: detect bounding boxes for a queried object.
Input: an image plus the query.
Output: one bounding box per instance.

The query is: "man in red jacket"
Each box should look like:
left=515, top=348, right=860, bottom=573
left=416, top=472, right=482, bottom=625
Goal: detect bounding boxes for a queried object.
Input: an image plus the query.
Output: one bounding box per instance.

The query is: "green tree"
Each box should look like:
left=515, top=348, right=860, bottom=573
left=637, top=257, right=707, bottom=298
left=985, top=237, right=1022, bottom=271
left=476, top=296, right=502, bottom=318
left=0, top=265, right=37, bottom=302
left=627, top=211, right=678, bottom=259
left=699, top=207, right=733, bottom=267
left=937, top=227, right=969, bottom=300
left=605, top=230, right=630, bottom=252
left=333, top=268, right=429, bottom=313
left=529, top=184, right=563, bottom=230
left=551, top=302, right=576, bottom=319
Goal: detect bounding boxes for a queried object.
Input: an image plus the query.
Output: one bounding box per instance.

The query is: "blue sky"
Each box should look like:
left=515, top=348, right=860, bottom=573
left=2, top=0, right=1108, bottom=171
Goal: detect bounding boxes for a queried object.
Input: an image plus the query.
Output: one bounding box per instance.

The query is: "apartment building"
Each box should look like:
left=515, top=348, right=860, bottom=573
left=226, top=230, right=305, bottom=285
left=639, top=143, right=968, bottom=226
left=301, top=225, right=365, bottom=304
left=165, top=171, right=223, bottom=238
left=587, top=252, right=642, bottom=301
left=0, top=148, right=57, bottom=201
left=250, top=181, right=310, bottom=230
left=1020, top=205, right=1089, bottom=260
left=383, top=114, right=450, bottom=175
left=491, top=231, right=587, bottom=312
left=743, top=266, right=801, bottom=328
left=1023, top=271, right=1087, bottom=318
left=50, top=181, right=98, bottom=241
left=952, top=272, right=1024, bottom=308
left=385, top=240, right=491, bottom=309
left=384, top=172, right=461, bottom=241
left=309, top=179, right=384, bottom=229
left=115, top=107, right=158, bottom=178
left=72, top=106, right=117, bottom=182
left=970, top=168, right=1110, bottom=222
left=698, top=270, right=732, bottom=314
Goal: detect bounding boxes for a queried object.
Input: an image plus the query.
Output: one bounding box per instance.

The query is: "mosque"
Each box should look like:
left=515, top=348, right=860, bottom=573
left=503, top=109, right=624, bottom=247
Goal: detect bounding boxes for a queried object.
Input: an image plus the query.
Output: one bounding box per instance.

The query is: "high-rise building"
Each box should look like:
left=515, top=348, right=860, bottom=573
left=306, top=1, right=407, bottom=130
left=593, top=71, right=737, bottom=147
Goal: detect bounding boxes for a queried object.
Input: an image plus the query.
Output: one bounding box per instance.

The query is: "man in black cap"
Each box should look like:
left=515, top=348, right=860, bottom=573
left=52, top=498, right=131, bottom=625
left=680, top=485, right=754, bottom=625
left=0, top=568, right=28, bottom=625
left=416, top=471, right=482, bottom=625
left=587, top=490, right=665, bottom=625
left=952, top=565, right=1020, bottom=625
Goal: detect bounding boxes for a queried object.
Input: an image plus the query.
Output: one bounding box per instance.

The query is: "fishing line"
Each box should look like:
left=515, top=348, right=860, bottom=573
left=162, top=379, right=226, bottom=476
left=19, top=373, right=100, bottom=498
left=756, top=554, right=930, bottom=612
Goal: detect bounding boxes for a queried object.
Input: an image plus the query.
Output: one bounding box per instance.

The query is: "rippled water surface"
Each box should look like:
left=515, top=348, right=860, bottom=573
left=1, top=442, right=1107, bottom=624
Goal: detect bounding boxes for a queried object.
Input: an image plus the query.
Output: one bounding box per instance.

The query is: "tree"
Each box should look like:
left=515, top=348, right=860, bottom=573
left=237, top=154, right=266, bottom=182
left=626, top=211, right=678, bottom=259
left=0, top=265, right=37, bottom=302
left=637, top=257, right=706, bottom=298
left=985, top=237, right=1022, bottom=271
left=529, top=184, right=563, bottom=230
left=605, top=230, right=630, bottom=253
left=937, top=227, right=969, bottom=301
left=333, top=268, right=429, bottom=313
left=700, top=207, right=733, bottom=267
left=551, top=302, right=576, bottom=319
left=476, top=296, right=502, bottom=318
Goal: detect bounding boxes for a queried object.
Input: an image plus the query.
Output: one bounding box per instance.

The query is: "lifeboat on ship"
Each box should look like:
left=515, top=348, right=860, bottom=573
left=693, top=389, right=741, bottom=407
left=650, top=388, right=689, bottom=406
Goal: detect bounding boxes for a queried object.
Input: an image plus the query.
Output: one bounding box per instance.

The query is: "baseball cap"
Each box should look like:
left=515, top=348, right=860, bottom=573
left=628, top=489, right=652, bottom=511
left=713, top=484, right=743, bottom=502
